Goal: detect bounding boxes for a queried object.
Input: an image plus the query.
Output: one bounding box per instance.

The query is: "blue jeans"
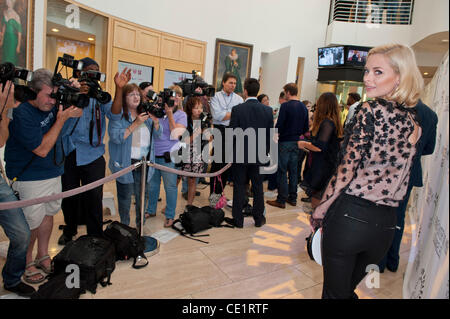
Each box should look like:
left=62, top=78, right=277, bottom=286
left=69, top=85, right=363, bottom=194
left=0, top=176, right=30, bottom=288
left=276, top=141, right=299, bottom=204
left=146, top=157, right=178, bottom=219
left=116, top=168, right=147, bottom=229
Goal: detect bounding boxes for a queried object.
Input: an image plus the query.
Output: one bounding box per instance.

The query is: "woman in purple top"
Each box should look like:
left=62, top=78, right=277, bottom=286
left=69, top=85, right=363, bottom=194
left=311, top=44, right=423, bottom=299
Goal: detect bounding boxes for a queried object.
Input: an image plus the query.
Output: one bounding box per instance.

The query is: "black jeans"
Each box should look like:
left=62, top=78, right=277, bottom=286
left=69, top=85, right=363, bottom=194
left=61, top=151, right=106, bottom=237
left=321, top=193, right=397, bottom=299
left=231, top=164, right=265, bottom=227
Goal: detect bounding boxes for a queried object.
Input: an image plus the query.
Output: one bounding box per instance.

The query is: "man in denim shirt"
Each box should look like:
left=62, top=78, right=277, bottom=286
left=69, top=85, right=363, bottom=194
left=58, top=58, right=131, bottom=244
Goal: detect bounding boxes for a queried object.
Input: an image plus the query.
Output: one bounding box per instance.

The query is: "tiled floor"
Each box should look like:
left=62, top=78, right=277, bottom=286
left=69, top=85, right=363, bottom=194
left=0, top=179, right=412, bottom=299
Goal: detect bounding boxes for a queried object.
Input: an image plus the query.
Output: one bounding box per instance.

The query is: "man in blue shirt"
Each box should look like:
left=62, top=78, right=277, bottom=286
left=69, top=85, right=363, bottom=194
left=267, top=83, right=308, bottom=209
left=208, top=73, right=243, bottom=205
left=58, top=58, right=130, bottom=244
left=5, top=69, right=82, bottom=285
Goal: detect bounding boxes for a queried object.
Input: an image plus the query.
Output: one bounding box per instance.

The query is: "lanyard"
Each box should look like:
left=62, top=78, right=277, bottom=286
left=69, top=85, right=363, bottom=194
left=89, top=102, right=102, bottom=147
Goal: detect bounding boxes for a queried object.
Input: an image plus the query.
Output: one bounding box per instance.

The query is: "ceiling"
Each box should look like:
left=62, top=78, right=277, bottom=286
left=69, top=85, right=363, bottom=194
left=412, top=31, right=449, bottom=81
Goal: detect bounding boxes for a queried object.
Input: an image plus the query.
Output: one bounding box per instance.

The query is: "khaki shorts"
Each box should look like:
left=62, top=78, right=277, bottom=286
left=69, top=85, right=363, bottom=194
left=13, top=176, right=62, bottom=230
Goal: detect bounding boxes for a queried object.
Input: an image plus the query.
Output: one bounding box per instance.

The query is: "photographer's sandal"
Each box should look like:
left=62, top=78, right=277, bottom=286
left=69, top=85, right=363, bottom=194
left=35, top=255, right=53, bottom=274
left=24, top=262, right=46, bottom=284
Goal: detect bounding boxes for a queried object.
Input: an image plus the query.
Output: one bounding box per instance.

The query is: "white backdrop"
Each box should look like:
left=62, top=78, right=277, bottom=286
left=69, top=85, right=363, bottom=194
left=403, top=51, right=449, bottom=299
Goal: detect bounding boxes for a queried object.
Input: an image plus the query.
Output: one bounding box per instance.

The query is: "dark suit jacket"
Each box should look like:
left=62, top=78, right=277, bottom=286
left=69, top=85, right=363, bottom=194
left=410, top=100, right=438, bottom=187
left=229, top=98, right=274, bottom=165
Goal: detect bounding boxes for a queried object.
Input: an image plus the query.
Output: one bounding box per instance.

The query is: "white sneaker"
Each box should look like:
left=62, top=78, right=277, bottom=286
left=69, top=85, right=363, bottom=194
left=264, top=191, right=277, bottom=198
left=227, top=200, right=233, bottom=207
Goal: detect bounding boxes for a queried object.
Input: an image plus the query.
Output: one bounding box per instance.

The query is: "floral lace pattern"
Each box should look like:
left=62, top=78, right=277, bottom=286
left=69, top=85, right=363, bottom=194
left=313, top=99, right=420, bottom=221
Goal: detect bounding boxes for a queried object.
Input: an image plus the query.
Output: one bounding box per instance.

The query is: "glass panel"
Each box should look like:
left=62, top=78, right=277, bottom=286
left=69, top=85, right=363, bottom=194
left=45, top=0, right=108, bottom=79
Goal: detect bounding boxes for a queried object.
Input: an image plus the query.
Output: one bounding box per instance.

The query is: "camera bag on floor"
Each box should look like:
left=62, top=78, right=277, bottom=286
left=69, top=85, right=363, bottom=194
left=51, top=235, right=116, bottom=294
left=172, top=206, right=211, bottom=243
left=31, top=273, right=86, bottom=299
left=200, top=206, right=234, bottom=228
left=103, top=221, right=146, bottom=263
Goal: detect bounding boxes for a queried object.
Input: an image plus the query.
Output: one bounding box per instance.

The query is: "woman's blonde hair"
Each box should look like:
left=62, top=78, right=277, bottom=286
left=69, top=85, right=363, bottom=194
left=367, top=44, right=424, bottom=107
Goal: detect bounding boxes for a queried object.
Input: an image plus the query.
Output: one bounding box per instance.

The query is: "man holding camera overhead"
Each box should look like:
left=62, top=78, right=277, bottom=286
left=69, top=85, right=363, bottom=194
left=5, top=69, right=82, bottom=284
left=58, top=57, right=131, bottom=245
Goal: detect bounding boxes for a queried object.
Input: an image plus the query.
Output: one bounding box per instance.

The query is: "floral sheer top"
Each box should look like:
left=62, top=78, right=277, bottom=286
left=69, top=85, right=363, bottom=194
left=312, top=99, right=422, bottom=223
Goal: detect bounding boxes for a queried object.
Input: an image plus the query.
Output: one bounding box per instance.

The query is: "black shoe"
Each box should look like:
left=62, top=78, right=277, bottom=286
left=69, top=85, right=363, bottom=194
left=195, top=191, right=201, bottom=196
left=301, top=197, right=311, bottom=203
left=255, top=217, right=266, bottom=228
left=224, top=217, right=243, bottom=228
left=57, top=233, right=73, bottom=246
left=158, top=197, right=162, bottom=202
left=286, top=199, right=297, bottom=206
left=4, top=282, right=36, bottom=298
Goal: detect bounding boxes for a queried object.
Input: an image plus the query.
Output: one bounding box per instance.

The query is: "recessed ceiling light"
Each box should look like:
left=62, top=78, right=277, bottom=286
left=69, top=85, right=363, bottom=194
left=51, top=28, right=59, bottom=33
left=442, top=39, right=449, bottom=43
left=88, top=37, right=95, bottom=41
left=423, top=72, right=429, bottom=75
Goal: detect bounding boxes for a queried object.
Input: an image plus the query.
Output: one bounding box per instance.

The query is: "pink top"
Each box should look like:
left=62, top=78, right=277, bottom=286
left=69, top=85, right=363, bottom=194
left=313, top=99, right=421, bottom=222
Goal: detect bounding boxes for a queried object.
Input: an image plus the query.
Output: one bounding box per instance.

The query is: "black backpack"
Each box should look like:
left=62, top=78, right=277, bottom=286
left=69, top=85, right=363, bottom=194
left=52, top=235, right=116, bottom=294
left=200, top=206, right=235, bottom=228
left=172, top=206, right=211, bottom=243
left=31, top=273, right=86, bottom=299
left=103, top=221, right=146, bottom=265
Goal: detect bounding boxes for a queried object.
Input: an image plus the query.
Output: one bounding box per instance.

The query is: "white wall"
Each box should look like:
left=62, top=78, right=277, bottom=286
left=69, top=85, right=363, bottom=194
left=66, top=0, right=331, bottom=101
left=260, top=46, right=291, bottom=105
left=411, top=0, right=449, bottom=46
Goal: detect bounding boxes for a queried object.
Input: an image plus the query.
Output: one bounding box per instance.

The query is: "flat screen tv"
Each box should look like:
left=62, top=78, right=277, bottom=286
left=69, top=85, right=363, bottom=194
left=346, top=47, right=370, bottom=66
left=318, top=46, right=345, bottom=67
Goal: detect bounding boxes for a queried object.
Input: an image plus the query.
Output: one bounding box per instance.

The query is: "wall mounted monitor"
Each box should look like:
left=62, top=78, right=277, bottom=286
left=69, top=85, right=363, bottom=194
left=346, top=48, right=369, bottom=66
left=318, top=46, right=345, bottom=67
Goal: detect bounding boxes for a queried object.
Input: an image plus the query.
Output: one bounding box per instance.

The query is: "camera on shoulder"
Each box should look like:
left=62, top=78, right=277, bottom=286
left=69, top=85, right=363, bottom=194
left=0, top=62, right=37, bottom=102
left=175, top=70, right=215, bottom=98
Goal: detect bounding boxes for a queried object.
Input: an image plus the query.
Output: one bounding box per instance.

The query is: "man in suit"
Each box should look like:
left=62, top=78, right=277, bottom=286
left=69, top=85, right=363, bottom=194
left=378, top=99, right=438, bottom=272
left=228, top=78, right=274, bottom=228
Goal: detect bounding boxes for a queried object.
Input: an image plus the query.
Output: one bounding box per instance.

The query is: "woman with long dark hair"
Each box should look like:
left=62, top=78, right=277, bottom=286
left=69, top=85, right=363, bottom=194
left=298, top=92, right=343, bottom=208
left=311, top=44, right=423, bottom=299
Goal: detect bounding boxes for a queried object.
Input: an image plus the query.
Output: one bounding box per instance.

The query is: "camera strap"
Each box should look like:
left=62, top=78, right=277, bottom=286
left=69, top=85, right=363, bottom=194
left=89, top=102, right=102, bottom=147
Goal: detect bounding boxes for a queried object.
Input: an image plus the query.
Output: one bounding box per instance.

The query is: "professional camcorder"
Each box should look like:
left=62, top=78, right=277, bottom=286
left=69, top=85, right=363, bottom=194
left=0, top=62, right=37, bottom=102
left=76, top=70, right=111, bottom=104
left=51, top=55, right=89, bottom=109
left=52, top=54, right=110, bottom=108
left=141, top=88, right=176, bottom=118
left=175, top=70, right=215, bottom=97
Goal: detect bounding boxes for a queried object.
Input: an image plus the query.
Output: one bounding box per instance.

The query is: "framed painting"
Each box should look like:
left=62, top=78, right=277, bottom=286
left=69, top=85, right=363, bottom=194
left=0, top=0, right=33, bottom=69
left=213, top=38, right=253, bottom=94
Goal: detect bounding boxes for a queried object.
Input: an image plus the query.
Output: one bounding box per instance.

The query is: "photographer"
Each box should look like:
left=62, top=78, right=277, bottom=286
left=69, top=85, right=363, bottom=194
left=108, top=83, right=161, bottom=228
left=0, top=81, right=35, bottom=297
left=139, top=81, right=153, bottom=102
left=58, top=57, right=130, bottom=245
left=145, top=85, right=187, bottom=228
left=4, top=69, right=82, bottom=285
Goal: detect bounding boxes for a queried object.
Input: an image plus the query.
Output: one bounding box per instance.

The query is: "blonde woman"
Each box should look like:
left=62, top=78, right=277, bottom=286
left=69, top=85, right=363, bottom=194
left=311, top=44, right=424, bottom=299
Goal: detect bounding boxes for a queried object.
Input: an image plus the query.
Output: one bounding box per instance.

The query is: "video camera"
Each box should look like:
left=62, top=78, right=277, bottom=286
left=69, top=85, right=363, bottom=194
left=141, top=88, right=176, bottom=118
left=75, top=69, right=111, bottom=104
left=175, top=70, right=215, bottom=97
left=0, top=62, right=37, bottom=102
left=51, top=54, right=89, bottom=109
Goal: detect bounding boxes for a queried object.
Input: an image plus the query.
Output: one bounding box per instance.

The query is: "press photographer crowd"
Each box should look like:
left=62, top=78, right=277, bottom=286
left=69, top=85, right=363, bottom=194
left=0, top=43, right=438, bottom=299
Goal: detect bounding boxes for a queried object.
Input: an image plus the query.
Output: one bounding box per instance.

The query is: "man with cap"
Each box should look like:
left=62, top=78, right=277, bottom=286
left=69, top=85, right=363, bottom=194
left=58, top=57, right=131, bottom=244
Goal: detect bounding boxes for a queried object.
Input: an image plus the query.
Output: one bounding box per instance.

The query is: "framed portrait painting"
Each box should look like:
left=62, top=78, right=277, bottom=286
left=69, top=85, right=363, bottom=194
left=213, top=38, right=253, bottom=94
left=0, top=0, right=33, bottom=68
